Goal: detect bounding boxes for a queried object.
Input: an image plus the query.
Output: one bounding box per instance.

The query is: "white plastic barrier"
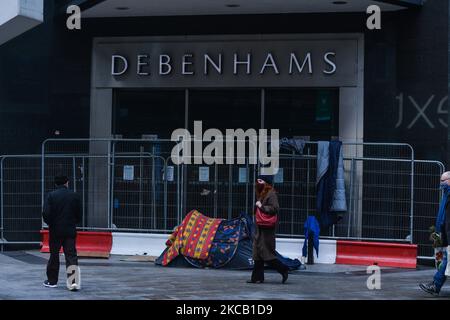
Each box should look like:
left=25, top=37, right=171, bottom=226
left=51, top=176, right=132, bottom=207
left=111, top=233, right=168, bottom=256
left=111, top=233, right=337, bottom=264
left=276, top=238, right=337, bottom=264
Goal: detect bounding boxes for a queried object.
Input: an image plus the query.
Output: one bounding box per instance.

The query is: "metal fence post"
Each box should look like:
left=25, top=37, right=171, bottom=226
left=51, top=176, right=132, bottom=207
left=41, top=141, right=46, bottom=228
left=1, top=157, right=4, bottom=248
left=138, top=146, right=143, bottom=229
left=245, top=162, right=249, bottom=213
left=109, top=141, right=116, bottom=230
left=213, top=164, right=218, bottom=218
left=306, top=147, right=311, bottom=218
left=253, top=163, right=257, bottom=214
left=177, top=164, right=181, bottom=224
left=163, top=158, right=168, bottom=231
left=228, top=164, right=232, bottom=220
left=106, top=142, right=111, bottom=229
left=410, top=149, right=415, bottom=244
left=290, top=151, right=295, bottom=236
left=82, top=156, right=86, bottom=229
left=182, top=163, right=187, bottom=221
left=72, top=156, right=76, bottom=193
left=151, top=153, right=156, bottom=229
left=347, top=158, right=355, bottom=238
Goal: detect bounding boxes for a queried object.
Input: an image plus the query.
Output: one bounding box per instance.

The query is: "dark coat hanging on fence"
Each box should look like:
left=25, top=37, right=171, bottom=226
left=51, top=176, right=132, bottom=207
left=316, top=140, right=347, bottom=229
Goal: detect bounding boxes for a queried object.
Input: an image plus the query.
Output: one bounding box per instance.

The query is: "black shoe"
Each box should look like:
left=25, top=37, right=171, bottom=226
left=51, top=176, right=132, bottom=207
left=43, top=280, right=57, bottom=288
left=282, top=271, right=288, bottom=284
left=419, top=282, right=439, bottom=296
left=247, top=279, right=264, bottom=284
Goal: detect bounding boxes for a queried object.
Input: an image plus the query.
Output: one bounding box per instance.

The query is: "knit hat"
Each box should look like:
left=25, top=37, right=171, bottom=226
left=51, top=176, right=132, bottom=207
left=257, top=174, right=274, bottom=185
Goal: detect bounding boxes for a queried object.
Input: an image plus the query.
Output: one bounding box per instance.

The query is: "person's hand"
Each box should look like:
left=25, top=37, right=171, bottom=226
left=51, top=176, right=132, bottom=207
left=255, top=201, right=262, bottom=208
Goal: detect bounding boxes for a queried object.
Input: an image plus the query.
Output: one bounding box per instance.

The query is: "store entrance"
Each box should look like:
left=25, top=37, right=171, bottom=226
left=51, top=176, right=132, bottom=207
left=113, top=88, right=339, bottom=141
left=112, top=88, right=340, bottom=224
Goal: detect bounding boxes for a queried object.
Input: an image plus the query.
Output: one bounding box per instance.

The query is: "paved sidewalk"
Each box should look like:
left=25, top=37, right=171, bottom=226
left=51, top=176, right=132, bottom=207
left=0, top=251, right=448, bottom=300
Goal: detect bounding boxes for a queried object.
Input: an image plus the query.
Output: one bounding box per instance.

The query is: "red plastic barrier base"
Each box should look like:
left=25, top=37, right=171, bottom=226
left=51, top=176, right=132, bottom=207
left=40, top=230, right=112, bottom=258
left=336, top=240, right=417, bottom=269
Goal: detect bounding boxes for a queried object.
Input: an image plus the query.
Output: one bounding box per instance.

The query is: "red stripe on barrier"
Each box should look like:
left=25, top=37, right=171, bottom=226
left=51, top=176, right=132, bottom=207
left=40, top=230, right=112, bottom=258
left=336, top=240, right=417, bottom=269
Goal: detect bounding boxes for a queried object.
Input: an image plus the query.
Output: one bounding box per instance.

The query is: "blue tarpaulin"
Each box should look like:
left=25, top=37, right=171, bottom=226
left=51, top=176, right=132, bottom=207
left=156, top=213, right=303, bottom=271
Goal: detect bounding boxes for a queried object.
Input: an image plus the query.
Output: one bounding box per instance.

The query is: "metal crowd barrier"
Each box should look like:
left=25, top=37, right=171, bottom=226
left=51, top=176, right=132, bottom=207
left=0, top=139, right=445, bottom=260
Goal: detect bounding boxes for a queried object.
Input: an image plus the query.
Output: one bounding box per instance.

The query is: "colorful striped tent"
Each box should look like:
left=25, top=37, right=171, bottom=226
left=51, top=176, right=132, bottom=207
left=156, top=210, right=302, bottom=270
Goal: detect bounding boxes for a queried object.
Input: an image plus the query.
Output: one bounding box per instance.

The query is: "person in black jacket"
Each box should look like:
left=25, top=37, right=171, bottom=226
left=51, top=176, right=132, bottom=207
left=42, top=175, right=82, bottom=291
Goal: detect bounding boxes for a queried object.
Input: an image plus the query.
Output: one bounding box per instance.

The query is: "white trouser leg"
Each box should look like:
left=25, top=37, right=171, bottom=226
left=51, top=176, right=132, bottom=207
left=445, top=246, right=450, bottom=277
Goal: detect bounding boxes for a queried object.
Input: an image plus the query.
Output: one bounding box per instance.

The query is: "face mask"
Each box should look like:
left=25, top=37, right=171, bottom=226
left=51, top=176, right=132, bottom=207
left=256, top=183, right=265, bottom=193
left=440, top=183, right=449, bottom=192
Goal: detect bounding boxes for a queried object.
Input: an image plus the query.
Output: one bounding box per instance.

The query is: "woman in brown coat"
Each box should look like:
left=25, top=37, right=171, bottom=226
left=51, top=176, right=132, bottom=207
left=247, top=175, right=289, bottom=284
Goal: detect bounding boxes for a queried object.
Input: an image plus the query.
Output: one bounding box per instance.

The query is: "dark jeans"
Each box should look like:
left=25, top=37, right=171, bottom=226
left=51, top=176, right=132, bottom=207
left=434, top=251, right=448, bottom=291
left=46, top=235, right=78, bottom=284
left=251, top=259, right=288, bottom=282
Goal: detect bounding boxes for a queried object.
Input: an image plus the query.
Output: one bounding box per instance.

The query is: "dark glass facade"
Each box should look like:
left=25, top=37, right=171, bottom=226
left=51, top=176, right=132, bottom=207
left=113, top=88, right=339, bottom=141
left=265, top=88, right=339, bottom=140
left=113, top=89, right=186, bottom=139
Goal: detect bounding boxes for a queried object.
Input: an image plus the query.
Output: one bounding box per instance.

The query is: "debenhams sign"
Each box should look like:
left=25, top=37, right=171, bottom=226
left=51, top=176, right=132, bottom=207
left=93, top=37, right=359, bottom=88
